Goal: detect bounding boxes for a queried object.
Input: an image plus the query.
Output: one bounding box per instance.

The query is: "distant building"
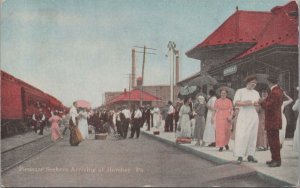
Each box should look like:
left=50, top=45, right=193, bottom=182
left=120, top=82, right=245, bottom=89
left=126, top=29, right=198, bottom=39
left=104, top=91, right=123, bottom=105
left=104, top=85, right=180, bottom=109
left=105, top=89, right=161, bottom=109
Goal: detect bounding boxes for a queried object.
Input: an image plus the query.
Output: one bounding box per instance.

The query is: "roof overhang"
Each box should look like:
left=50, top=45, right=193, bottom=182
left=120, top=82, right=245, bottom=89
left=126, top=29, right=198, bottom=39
left=256, top=45, right=298, bottom=70
left=186, top=42, right=255, bottom=62
left=177, top=72, right=201, bottom=86
left=207, top=44, right=298, bottom=75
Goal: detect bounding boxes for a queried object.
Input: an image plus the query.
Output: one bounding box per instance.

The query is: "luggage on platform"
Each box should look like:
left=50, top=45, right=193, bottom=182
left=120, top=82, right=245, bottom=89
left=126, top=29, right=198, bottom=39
left=95, top=133, right=108, bottom=140
left=176, top=137, right=192, bottom=144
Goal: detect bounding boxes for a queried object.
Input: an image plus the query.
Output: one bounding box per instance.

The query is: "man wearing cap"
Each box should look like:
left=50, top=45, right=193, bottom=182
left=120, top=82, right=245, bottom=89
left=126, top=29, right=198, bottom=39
left=260, top=74, right=284, bottom=167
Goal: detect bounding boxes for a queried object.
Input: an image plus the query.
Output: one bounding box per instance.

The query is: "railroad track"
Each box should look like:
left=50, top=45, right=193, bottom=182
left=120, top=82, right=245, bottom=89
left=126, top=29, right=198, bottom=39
left=1, top=135, right=55, bottom=174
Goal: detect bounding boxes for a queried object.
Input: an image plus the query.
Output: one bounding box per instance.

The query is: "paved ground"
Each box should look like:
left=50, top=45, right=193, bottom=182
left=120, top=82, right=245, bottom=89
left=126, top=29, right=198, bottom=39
left=1, top=132, right=277, bottom=187
left=141, top=123, right=299, bottom=187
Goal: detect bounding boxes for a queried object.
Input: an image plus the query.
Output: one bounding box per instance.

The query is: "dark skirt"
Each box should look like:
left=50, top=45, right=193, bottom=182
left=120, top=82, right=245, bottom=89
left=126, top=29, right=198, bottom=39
left=194, top=115, right=205, bottom=139
left=69, top=123, right=83, bottom=146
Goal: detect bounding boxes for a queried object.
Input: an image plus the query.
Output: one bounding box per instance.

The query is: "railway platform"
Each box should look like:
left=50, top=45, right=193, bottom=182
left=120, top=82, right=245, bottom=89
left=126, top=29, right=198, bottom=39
left=141, top=124, right=299, bottom=187
left=1, top=123, right=298, bottom=187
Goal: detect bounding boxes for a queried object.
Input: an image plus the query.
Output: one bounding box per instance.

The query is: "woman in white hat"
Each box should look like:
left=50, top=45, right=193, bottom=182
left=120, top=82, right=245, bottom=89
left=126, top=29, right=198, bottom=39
left=194, top=95, right=207, bottom=146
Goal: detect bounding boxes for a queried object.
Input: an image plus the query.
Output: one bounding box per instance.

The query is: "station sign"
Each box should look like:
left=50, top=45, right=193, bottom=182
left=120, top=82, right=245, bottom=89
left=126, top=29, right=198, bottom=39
left=223, top=65, right=237, bottom=76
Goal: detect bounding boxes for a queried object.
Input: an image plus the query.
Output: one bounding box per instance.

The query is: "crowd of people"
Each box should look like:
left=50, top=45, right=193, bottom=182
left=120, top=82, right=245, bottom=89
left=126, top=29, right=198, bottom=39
left=30, top=74, right=299, bottom=168
left=30, top=104, right=65, bottom=141
left=40, top=102, right=165, bottom=146
left=164, top=74, right=299, bottom=168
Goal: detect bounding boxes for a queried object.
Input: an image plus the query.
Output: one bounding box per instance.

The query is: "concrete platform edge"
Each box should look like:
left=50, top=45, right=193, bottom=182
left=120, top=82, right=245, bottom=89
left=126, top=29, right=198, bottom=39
left=141, top=131, right=296, bottom=187
left=256, top=171, right=296, bottom=187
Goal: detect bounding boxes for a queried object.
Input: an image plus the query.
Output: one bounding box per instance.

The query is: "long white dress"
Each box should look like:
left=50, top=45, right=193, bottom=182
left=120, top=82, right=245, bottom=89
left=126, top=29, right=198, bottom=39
left=233, top=88, right=260, bottom=157
left=70, top=105, right=78, bottom=125
left=178, top=105, right=191, bottom=138
left=280, top=99, right=293, bottom=145
left=78, top=111, right=89, bottom=140
left=292, top=99, right=299, bottom=152
left=152, top=107, right=161, bottom=128
left=203, top=96, right=217, bottom=145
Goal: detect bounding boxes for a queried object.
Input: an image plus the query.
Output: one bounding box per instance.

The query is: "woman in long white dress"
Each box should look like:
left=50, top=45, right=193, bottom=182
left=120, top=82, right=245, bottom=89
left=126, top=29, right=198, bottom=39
left=292, top=98, right=299, bottom=152
left=152, top=106, right=161, bottom=133
left=279, top=91, right=293, bottom=147
left=203, top=90, right=217, bottom=147
left=233, top=75, right=260, bottom=164
left=178, top=98, right=192, bottom=138
left=78, top=108, right=89, bottom=140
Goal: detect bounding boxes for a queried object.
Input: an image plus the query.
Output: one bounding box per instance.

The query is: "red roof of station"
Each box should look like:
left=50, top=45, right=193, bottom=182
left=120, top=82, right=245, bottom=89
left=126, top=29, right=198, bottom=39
left=237, top=1, right=298, bottom=58
left=186, top=1, right=298, bottom=62
left=106, top=89, right=161, bottom=104
left=195, top=11, right=272, bottom=48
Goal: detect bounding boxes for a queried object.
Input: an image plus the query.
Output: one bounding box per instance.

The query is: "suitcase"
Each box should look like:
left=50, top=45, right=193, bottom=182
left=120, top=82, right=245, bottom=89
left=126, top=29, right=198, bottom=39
left=176, top=137, right=192, bottom=144
left=95, top=133, right=108, bottom=140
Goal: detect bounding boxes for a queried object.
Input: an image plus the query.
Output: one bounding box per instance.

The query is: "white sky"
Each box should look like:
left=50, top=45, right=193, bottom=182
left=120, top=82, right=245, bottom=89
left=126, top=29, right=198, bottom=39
left=1, top=0, right=290, bottom=108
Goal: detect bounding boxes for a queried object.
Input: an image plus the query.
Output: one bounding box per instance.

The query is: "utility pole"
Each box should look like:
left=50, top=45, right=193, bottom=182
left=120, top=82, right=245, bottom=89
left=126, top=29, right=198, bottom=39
left=124, top=73, right=135, bottom=107
left=131, top=49, right=136, bottom=88
left=133, top=45, right=156, bottom=106
left=102, top=92, right=105, bottom=106
left=168, top=41, right=176, bottom=103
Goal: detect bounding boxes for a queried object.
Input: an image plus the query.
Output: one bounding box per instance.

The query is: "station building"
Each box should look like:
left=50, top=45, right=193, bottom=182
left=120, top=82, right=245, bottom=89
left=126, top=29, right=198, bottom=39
left=184, top=1, right=298, bottom=137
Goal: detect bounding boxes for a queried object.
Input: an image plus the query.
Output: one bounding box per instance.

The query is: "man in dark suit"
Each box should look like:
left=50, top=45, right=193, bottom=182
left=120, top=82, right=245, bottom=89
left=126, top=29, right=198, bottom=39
left=174, top=102, right=182, bottom=132
left=145, top=104, right=151, bottom=131
left=32, top=108, right=46, bottom=135
left=260, top=74, right=284, bottom=167
left=121, top=105, right=131, bottom=139
left=129, top=104, right=142, bottom=138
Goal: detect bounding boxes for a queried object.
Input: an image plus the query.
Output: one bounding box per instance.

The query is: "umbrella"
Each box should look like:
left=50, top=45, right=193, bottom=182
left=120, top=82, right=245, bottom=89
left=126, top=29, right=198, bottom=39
left=216, top=86, right=235, bottom=99
left=255, top=73, right=269, bottom=85
left=75, top=100, right=91, bottom=109
left=177, top=85, right=200, bottom=99
left=188, top=74, right=218, bottom=87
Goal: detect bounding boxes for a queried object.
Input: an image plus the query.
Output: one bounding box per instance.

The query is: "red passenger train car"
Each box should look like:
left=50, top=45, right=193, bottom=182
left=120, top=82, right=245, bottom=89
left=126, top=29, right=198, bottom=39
left=1, top=70, right=65, bottom=138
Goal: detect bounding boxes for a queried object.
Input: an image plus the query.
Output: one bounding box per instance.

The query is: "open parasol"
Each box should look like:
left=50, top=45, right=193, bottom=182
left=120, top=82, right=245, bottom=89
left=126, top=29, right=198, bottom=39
left=255, top=73, right=270, bottom=85
left=188, top=74, right=218, bottom=87
left=75, top=100, right=91, bottom=109
left=177, top=85, right=200, bottom=99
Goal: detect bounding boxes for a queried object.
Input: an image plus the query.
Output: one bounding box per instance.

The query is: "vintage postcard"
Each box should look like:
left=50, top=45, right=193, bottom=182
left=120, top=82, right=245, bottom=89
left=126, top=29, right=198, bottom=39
left=1, top=0, right=299, bottom=187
